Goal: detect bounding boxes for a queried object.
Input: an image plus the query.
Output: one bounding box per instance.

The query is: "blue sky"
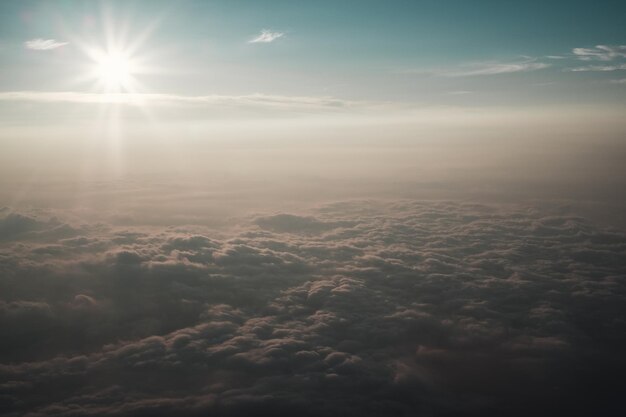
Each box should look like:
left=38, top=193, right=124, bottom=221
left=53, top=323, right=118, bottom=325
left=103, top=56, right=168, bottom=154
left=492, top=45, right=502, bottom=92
left=0, top=0, right=625, bottom=113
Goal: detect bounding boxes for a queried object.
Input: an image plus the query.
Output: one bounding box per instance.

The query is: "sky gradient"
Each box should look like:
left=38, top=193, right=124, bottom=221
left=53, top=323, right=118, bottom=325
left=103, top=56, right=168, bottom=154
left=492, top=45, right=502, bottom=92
left=1, top=0, right=626, bottom=103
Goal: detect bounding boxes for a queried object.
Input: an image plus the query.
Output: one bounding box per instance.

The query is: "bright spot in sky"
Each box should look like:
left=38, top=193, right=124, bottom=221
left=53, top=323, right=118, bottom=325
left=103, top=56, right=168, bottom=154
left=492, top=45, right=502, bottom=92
left=95, top=52, right=133, bottom=88
left=90, top=49, right=136, bottom=92
left=67, top=8, right=159, bottom=95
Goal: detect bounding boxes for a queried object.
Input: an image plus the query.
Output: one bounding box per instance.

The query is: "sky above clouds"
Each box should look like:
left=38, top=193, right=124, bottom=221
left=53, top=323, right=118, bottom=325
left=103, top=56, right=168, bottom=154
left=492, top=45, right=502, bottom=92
left=1, top=0, right=626, bottom=228
left=0, top=0, right=625, bottom=105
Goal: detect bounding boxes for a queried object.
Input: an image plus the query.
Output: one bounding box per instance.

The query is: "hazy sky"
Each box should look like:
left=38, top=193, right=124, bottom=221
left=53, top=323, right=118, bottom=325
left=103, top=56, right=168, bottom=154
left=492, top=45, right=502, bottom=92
left=0, top=0, right=625, bottom=226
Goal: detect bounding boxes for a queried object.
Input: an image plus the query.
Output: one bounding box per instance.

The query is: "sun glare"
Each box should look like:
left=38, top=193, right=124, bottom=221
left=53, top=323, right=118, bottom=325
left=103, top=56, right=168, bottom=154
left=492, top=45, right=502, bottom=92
left=91, top=50, right=136, bottom=92
left=68, top=7, right=161, bottom=96
left=96, top=53, right=132, bottom=88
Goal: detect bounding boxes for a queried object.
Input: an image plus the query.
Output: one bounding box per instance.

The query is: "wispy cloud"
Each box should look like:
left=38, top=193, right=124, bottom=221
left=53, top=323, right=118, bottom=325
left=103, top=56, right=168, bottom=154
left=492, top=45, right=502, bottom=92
left=398, top=45, right=626, bottom=79
left=567, top=64, right=626, bottom=72
left=395, top=59, right=550, bottom=77
left=444, top=60, right=550, bottom=77
left=249, top=30, right=284, bottom=43
left=0, top=91, right=418, bottom=121
left=24, top=38, right=68, bottom=50
left=572, top=45, right=626, bottom=61
left=444, top=90, right=473, bottom=95
left=0, top=91, right=359, bottom=110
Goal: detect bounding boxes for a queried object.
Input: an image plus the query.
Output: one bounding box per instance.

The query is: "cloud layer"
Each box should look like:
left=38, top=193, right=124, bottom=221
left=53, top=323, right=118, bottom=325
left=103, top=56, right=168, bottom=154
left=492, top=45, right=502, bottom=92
left=1, top=201, right=625, bottom=416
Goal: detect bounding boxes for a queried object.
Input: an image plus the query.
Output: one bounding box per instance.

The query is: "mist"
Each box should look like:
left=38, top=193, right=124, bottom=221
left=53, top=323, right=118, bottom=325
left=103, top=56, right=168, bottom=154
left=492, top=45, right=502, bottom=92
left=2, top=105, right=626, bottom=227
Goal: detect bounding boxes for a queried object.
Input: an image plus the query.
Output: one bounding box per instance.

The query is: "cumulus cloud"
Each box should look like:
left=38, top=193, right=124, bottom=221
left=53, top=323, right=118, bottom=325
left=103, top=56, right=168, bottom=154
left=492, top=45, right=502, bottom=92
left=572, top=45, right=626, bottom=61
left=24, top=38, right=68, bottom=50
left=249, top=29, right=285, bottom=43
left=0, top=201, right=625, bottom=416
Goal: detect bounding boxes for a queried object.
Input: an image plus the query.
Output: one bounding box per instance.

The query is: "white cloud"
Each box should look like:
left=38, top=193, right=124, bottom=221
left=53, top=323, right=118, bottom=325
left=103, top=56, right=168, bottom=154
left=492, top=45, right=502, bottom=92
left=249, top=29, right=284, bottom=43
left=395, top=60, right=550, bottom=77
left=572, top=45, right=626, bottom=61
left=24, top=38, right=68, bottom=50
left=445, top=61, right=550, bottom=77
left=567, top=64, right=626, bottom=72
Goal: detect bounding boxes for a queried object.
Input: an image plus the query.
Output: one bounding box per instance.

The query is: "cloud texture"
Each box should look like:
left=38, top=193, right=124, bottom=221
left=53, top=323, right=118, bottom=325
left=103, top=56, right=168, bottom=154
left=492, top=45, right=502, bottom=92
left=0, top=201, right=625, bottom=416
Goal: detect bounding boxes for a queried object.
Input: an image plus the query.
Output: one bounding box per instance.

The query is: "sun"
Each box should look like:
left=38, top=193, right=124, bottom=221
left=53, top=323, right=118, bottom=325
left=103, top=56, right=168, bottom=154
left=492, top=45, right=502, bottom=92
left=96, top=52, right=133, bottom=89
left=69, top=8, right=161, bottom=95
left=91, top=49, right=137, bottom=92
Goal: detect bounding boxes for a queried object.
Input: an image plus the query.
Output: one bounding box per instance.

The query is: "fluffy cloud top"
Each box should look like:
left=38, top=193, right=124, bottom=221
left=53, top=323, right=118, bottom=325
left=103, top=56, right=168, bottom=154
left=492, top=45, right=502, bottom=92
left=0, top=201, right=625, bottom=416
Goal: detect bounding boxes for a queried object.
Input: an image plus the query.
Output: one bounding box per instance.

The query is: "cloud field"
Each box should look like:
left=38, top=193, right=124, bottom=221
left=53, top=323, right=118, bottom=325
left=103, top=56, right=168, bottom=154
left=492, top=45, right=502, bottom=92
left=1, top=200, right=625, bottom=416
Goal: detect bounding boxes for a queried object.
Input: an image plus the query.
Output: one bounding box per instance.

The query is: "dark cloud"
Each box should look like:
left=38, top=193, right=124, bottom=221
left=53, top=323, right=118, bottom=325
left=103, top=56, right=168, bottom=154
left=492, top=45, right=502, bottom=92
left=0, top=212, right=80, bottom=242
left=254, top=213, right=356, bottom=234
left=1, top=201, right=625, bottom=416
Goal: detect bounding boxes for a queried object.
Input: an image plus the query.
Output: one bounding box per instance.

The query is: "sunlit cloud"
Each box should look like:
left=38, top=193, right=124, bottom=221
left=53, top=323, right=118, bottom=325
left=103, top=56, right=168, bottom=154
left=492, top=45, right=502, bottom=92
left=24, top=38, right=68, bottom=50
left=249, top=29, right=285, bottom=43
left=572, top=45, right=626, bottom=61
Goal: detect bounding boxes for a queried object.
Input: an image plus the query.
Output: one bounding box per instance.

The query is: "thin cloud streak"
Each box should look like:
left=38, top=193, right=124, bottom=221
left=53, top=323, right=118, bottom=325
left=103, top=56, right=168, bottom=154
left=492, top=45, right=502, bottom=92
left=24, top=38, right=69, bottom=50
left=249, top=30, right=285, bottom=43
left=445, top=61, right=550, bottom=77
left=395, top=60, right=550, bottom=77
left=0, top=91, right=365, bottom=111
left=567, top=64, right=626, bottom=72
